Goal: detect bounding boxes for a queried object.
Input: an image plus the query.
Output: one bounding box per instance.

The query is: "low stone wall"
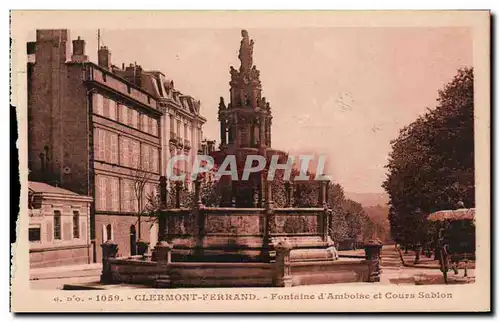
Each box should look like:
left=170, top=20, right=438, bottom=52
left=101, top=240, right=383, bottom=288
left=290, top=259, right=370, bottom=286
left=30, top=244, right=91, bottom=268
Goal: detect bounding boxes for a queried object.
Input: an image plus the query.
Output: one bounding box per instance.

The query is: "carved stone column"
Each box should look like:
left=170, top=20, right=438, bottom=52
left=220, top=120, right=226, bottom=146
left=260, top=117, right=266, bottom=147
left=175, top=181, right=182, bottom=208
left=285, top=181, right=294, bottom=207
left=235, top=115, right=241, bottom=147
left=318, top=181, right=328, bottom=207
left=265, top=179, right=276, bottom=233
left=260, top=170, right=267, bottom=207
left=194, top=179, right=205, bottom=256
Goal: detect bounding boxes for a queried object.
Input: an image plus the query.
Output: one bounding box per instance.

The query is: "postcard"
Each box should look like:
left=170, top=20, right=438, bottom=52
left=10, top=10, right=490, bottom=312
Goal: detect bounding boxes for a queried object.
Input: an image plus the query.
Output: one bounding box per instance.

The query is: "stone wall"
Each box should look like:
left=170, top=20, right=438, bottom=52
left=30, top=245, right=90, bottom=268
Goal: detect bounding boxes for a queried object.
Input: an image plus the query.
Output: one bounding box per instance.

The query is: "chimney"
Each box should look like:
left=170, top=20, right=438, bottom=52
left=35, top=29, right=70, bottom=63
left=71, top=36, right=88, bottom=62
left=98, top=46, right=111, bottom=70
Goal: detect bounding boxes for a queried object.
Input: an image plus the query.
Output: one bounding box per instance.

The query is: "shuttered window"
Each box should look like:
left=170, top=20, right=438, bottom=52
left=53, top=211, right=61, bottom=240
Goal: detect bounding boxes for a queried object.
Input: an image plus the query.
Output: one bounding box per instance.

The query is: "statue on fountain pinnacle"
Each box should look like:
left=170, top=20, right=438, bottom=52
left=238, top=29, right=254, bottom=71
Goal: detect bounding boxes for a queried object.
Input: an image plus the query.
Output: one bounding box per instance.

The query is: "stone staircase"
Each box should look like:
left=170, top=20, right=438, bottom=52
left=379, top=246, right=403, bottom=270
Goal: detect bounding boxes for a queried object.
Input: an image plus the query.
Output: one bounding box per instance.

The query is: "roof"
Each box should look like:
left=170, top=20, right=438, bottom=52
left=427, top=208, right=475, bottom=222
left=29, top=181, right=80, bottom=196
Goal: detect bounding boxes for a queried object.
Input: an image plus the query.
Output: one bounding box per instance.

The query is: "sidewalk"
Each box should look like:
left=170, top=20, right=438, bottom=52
left=30, top=263, right=102, bottom=280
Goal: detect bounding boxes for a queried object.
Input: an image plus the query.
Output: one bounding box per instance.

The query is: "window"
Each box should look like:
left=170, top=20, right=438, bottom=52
left=141, top=144, right=150, bottom=171
left=111, top=177, right=120, bottom=211
left=131, top=110, right=138, bottom=129
left=104, top=130, right=112, bottom=162
left=93, top=94, right=103, bottom=116
left=73, top=211, right=80, bottom=239
left=93, top=128, right=99, bottom=160
left=121, top=180, right=131, bottom=212
left=94, top=128, right=106, bottom=161
left=110, top=133, right=118, bottom=164
left=148, top=117, right=153, bottom=135
left=119, top=104, right=128, bottom=124
left=29, top=226, right=41, bottom=242
left=102, top=96, right=110, bottom=118
left=96, top=175, right=107, bottom=211
left=53, top=211, right=61, bottom=240
left=127, top=107, right=133, bottom=127
left=152, top=119, right=158, bottom=136
left=131, top=140, right=140, bottom=168
left=142, top=114, right=149, bottom=133
left=120, top=137, right=130, bottom=167
left=109, top=99, right=117, bottom=121
left=152, top=148, right=159, bottom=173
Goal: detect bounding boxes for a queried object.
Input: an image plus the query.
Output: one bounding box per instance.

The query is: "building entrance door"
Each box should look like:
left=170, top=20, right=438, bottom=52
left=130, top=225, right=137, bottom=256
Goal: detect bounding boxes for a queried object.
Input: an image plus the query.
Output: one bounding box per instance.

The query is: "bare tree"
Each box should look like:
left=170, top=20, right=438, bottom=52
left=129, top=161, right=156, bottom=254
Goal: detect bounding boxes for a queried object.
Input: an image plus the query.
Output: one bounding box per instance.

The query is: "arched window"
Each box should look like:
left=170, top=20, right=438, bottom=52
left=106, top=224, right=112, bottom=241
left=53, top=211, right=61, bottom=240
left=72, top=211, right=80, bottom=239
left=130, top=225, right=137, bottom=256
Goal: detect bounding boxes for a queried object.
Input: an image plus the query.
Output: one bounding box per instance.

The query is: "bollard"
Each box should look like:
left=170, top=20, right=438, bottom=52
left=100, top=240, right=119, bottom=284
left=273, top=240, right=293, bottom=287
left=364, top=239, right=383, bottom=282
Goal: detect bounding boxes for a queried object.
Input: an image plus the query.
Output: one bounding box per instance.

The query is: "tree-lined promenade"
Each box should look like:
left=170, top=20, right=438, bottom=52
left=383, top=67, right=475, bottom=261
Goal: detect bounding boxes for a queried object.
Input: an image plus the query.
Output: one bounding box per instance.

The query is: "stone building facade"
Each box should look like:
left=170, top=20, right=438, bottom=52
left=27, top=29, right=208, bottom=264
left=28, top=181, right=93, bottom=268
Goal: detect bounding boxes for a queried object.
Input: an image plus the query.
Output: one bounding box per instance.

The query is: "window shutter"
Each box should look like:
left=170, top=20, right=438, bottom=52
left=122, top=180, right=129, bottom=212
left=94, top=128, right=100, bottom=160
left=120, top=104, right=127, bottom=124
left=121, top=137, right=129, bottom=167
left=104, top=131, right=111, bottom=162
left=110, top=133, right=118, bottom=164
left=94, top=94, right=104, bottom=116
left=98, top=129, right=105, bottom=161
left=105, top=176, right=112, bottom=211
left=109, top=100, right=116, bottom=121
left=112, top=178, right=119, bottom=211
left=132, top=110, right=138, bottom=128
left=102, top=97, right=110, bottom=118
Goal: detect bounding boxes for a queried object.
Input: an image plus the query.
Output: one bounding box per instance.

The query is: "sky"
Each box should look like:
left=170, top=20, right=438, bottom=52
left=29, top=27, right=472, bottom=193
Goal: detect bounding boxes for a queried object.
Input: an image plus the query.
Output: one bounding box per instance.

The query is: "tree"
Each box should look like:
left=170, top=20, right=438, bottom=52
left=383, top=67, right=474, bottom=255
left=130, top=165, right=154, bottom=240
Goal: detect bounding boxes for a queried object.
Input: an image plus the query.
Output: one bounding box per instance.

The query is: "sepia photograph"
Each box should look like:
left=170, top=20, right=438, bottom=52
left=10, top=10, right=491, bottom=312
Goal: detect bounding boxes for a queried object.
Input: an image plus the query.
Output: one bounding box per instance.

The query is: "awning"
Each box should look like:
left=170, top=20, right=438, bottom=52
left=427, top=208, right=475, bottom=222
